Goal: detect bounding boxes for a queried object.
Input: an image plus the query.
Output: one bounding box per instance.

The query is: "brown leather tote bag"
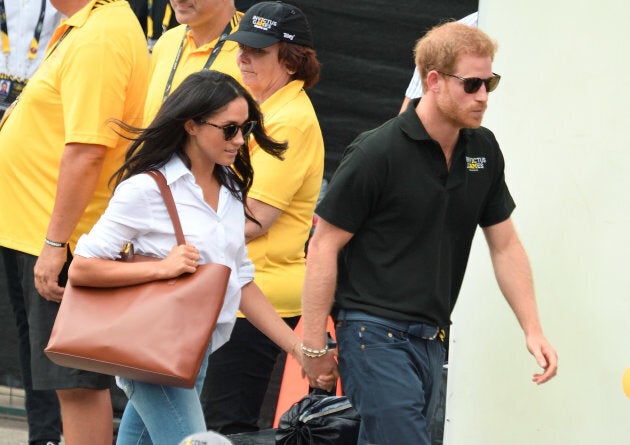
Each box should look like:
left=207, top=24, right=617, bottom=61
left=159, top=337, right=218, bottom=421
left=45, top=171, right=231, bottom=388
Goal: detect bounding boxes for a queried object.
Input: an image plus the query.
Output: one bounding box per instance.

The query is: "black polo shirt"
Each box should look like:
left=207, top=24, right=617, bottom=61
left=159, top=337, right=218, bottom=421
left=316, top=99, right=515, bottom=327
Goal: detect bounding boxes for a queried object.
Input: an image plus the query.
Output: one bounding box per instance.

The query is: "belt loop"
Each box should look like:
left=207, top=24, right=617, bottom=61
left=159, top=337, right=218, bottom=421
left=335, top=309, right=346, bottom=327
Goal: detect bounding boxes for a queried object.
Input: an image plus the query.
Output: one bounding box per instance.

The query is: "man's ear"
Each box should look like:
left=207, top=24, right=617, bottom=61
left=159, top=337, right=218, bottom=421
left=426, top=70, right=441, bottom=92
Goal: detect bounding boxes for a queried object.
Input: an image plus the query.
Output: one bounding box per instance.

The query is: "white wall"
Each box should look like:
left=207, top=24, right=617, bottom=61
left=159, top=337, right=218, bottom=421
left=445, top=0, right=630, bottom=443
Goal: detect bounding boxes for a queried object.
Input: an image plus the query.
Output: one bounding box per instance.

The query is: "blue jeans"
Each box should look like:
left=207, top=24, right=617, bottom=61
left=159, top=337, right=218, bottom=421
left=335, top=310, right=446, bottom=445
left=115, top=343, right=211, bottom=445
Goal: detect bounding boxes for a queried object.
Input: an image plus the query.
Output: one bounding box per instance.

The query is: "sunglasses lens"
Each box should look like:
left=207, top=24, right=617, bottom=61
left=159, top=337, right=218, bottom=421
left=486, top=75, right=500, bottom=92
left=463, top=78, right=484, bottom=94
left=223, top=125, right=239, bottom=141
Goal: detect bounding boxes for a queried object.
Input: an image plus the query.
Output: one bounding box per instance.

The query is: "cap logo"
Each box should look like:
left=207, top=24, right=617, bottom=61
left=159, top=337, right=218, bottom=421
left=283, top=32, right=296, bottom=41
left=252, top=15, right=277, bottom=33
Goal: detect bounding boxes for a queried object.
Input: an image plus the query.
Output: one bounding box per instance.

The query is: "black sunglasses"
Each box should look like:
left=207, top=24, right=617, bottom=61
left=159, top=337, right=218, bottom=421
left=198, top=120, right=257, bottom=141
left=437, top=71, right=501, bottom=94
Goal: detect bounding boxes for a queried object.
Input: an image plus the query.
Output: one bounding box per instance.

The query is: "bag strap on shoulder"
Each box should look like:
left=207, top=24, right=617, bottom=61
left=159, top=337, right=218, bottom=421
left=146, top=170, right=186, bottom=246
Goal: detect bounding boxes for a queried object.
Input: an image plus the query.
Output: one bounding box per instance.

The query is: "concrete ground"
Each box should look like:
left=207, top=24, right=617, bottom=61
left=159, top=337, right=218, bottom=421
left=0, top=384, right=274, bottom=445
left=0, top=414, right=39, bottom=445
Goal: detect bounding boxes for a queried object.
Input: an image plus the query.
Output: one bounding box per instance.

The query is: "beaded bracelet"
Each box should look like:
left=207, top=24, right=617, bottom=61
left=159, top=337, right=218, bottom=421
left=45, top=238, right=67, bottom=248
left=300, top=343, right=329, bottom=358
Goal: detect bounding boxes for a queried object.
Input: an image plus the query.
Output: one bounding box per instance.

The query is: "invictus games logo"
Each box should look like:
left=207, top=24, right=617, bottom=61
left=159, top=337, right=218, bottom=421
left=252, top=15, right=277, bottom=32
left=466, top=156, right=487, bottom=171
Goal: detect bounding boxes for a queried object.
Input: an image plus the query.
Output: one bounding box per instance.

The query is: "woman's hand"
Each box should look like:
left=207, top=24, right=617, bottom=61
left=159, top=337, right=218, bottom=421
left=160, top=243, right=200, bottom=278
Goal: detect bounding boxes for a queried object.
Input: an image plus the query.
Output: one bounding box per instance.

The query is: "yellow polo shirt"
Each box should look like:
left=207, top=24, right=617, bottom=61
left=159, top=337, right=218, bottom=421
left=246, top=80, right=325, bottom=317
left=144, top=16, right=243, bottom=124
left=0, top=0, right=149, bottom=256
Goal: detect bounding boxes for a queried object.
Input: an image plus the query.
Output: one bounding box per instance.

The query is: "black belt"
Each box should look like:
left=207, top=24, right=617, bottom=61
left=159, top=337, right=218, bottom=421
left=336, top=309, right=445, bottom=342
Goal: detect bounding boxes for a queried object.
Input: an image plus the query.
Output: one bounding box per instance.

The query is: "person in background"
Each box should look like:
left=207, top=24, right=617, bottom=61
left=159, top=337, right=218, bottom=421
left=127, top=0, right=179, bottom=50
left=0, top=0, right=149, bottom=443
left=301, top=21, right=557, bottom=445
left=201, top=1, right=324, bottom=434
left=0, top=0, right=63, bottom=118
left=144, top=0, right=243, bottom=123
left=399, top=11, right=478, bottom=115
left=70, top=70, right=320, bottom=445
left=0, top=3, right=65, bottom=443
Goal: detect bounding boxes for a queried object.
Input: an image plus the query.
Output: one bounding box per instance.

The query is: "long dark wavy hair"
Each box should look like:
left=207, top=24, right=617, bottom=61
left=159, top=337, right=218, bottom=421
left=110, top=70, right=286, bottom=215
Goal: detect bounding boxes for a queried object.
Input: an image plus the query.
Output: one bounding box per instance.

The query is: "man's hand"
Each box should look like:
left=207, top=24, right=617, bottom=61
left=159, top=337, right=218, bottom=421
left=34, top=244, right=68, bottom=303
left=526, top=333, right=558, bottom=384
left=302, top=349, right=340, bottom=392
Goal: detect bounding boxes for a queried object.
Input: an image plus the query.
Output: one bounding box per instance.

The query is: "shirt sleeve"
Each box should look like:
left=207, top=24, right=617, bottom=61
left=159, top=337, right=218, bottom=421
left=478, top=141, right=516, bottom=227
left=248, top=110, right=321, bottom=211
left=60, top=34, right=133, bottom=147
left=236, top=244, right=255, bottom=287
left=316, top=139, right=384, bottom=234
left=74, top=177, right=156, bottom=259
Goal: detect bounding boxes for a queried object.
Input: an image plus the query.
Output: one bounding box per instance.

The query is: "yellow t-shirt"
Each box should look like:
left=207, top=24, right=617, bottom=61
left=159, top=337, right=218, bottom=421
left=0, top=0, right=149, bottom=256
left=246, top=80, right=325, bottom=317
left=143, top=16, right=243, bottom=124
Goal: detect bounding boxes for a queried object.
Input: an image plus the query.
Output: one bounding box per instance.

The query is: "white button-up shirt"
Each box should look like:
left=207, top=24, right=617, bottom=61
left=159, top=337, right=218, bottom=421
left=75, top=155, right=255, bottom=351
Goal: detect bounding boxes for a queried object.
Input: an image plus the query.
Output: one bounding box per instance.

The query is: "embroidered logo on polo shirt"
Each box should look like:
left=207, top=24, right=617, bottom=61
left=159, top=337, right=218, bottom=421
left=252, top=16, right=278, bottom=32
left=466, top=156, right=487, bottom=171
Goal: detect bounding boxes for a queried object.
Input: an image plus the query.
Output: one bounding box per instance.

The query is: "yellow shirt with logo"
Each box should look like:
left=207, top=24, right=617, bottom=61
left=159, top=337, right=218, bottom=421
left=0, top=0, right=149, bottom=256
left=143, top=17, right=243, bottom=124
left=246, top=80, right=325, bottom=317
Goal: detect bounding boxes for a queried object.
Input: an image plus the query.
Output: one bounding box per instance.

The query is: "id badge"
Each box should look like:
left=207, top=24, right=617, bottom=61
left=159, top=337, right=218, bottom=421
left=0, top=79, right=11, bottom=99
left=0, top=96, right=18, bottom=131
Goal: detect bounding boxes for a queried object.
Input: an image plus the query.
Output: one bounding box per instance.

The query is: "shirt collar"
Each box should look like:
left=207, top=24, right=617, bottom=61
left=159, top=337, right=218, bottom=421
left=260, top=79, right=305, bottom=114
left=399, top=98, right=433, bottom=142
left=61, top=0, right=100, bottom=28
left=162, top=155, right=194, bottom=186
left=399, top=97, right=471, bottom=146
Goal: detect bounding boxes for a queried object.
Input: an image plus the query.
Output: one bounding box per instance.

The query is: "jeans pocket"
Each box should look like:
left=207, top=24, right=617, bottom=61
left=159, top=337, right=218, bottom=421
left=116, top=376, right=134, bottom=399
left=339, top=319, right=408, bottom=352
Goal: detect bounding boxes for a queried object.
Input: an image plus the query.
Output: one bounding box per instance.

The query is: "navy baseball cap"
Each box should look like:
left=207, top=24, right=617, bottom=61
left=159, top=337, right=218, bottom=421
left=227, top=1, right=313, bottom=48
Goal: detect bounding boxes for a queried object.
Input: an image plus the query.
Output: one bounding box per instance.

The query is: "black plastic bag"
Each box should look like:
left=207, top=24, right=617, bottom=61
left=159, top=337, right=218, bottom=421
left=275, top=391, right=360, bottom=445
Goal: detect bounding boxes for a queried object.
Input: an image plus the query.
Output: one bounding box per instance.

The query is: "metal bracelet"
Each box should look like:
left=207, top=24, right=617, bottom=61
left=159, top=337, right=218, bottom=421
left=45, top=238, right=67, bottom=248
left=301, top=343, right=328, bottom=358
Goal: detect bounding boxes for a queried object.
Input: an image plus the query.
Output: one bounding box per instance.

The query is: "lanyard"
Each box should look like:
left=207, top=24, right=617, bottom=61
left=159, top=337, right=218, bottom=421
left=0, top=0, right=47, bottom=60
left=162, top=13, right=239, bottom=102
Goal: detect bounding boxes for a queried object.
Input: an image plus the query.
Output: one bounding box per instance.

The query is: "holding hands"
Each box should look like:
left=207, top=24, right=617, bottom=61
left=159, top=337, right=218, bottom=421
left=300, top=342, right=340, bottom=392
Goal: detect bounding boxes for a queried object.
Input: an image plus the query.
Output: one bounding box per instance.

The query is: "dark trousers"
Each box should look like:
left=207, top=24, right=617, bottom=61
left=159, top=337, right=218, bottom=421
left=201, top=316, right=300, bottom=434
left=335, top=309, right=446, bottom=445
left=1, top=247, right=62, bottom=444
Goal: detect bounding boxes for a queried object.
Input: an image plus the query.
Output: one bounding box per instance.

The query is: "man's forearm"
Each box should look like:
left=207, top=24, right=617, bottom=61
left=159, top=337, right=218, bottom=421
left=301, top=242, right=338, bottom=349
left=46, top=143, right=107, bottom=243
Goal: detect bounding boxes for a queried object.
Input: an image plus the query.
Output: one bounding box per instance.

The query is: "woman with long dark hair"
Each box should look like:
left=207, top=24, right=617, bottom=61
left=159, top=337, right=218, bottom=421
left=68, top=70, right=315, bottom=444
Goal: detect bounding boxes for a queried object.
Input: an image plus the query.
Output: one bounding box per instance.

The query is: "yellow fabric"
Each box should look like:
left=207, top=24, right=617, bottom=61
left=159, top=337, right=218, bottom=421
left=0, top=0, right=149, bottom=256
left=246, top=80, right=325, bottom=317
left=144, top=18, right=243, bottom=124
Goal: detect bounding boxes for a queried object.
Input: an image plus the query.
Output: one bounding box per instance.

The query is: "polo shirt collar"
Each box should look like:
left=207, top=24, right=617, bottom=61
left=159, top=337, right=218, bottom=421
left=399, top=98, right=434, bottom=142
left=61, top=0, right=100, bottom=28
left=260, top=79, right=305, bottom=113
left=399, top=97, right=471, bottom=147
